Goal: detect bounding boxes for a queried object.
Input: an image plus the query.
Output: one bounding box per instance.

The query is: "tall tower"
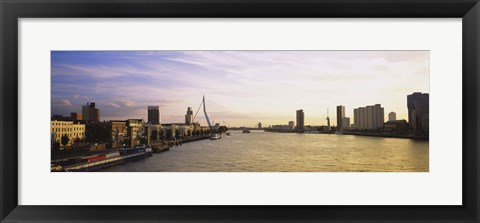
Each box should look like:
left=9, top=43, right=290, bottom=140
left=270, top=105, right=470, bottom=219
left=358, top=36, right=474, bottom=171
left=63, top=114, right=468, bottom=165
left=336, top=105, right=345, bottom=131
left=82, top=102, right=100, bottom=122
left=185, top=107, right=193, bottom=125
left=147, top=106, right=160, bottom=124
left=296, top=109, right=305, bottom=129
left=407, top=92, right=429, bottom=134
left=326, top=109, right=331, bottom=131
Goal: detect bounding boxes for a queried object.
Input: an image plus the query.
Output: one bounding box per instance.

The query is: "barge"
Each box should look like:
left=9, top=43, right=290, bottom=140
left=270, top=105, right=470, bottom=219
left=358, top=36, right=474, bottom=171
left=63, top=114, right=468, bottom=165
left=52, top=145, right=152, bottom=172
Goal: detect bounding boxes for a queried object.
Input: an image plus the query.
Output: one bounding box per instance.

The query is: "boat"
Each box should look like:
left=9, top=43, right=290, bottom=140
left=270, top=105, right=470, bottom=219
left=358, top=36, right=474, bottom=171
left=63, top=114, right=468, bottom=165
left=210, top=134, right=222, bottom=140
left=242, top=129, right=251, bottom=133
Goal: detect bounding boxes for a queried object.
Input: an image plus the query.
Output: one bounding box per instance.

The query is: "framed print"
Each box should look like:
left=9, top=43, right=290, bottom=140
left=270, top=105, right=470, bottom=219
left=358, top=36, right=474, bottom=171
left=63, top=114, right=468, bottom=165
left=1, top=0, right=479, bottom=222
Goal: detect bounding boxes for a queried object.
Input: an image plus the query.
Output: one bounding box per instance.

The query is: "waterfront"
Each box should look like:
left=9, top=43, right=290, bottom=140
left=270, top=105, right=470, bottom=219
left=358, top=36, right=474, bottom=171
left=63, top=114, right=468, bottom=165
left=101, top=130, right=428, bottom=172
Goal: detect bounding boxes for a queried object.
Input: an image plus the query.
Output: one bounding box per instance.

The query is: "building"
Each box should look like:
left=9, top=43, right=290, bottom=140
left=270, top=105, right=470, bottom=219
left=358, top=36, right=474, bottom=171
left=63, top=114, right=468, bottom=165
left=258, top=122, right=262, bottom=129
left=353, top=104, right=384, bottom=130
left=341, top=117, right=350, bottom=130
left=384, top=119, right=409, bottom=135
left=407, top=92, right=429, bottom=135
left=148, top=106, right=160, bottom=124
left=111, top=121, right=127, bottom=143
left=185, top=107, right=193, bottom=125
left=82, top=102, right=100, bottom=122
left=127, top=119, right=146, bottom=147
left=288, top=121, right=295, bottom=129
left=84, top=120, right=127, bottom=148
left=336, top=105, right=345, bottom=130
left=326, top=110, right=331, bottom=132
left=70, top=112, right=82, bottom=121
left=296, top=109, right=305, bottom=129
left=388, top=112, right=396, bottom=121
left=51, top=120, right=85, bottom=147
left=145, top=124, right=164, bottom=146
left=51, top=114, right=72, bottom=121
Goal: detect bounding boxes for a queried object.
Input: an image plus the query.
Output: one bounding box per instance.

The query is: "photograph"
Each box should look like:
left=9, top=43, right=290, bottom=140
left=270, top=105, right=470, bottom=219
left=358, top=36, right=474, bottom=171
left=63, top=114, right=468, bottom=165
left=50, top=50, right=429, bottom=172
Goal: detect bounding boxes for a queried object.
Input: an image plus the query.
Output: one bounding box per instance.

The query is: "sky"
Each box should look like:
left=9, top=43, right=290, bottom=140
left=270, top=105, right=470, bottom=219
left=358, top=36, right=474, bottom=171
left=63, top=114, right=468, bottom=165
left=51, top=51, right=429, bottom=127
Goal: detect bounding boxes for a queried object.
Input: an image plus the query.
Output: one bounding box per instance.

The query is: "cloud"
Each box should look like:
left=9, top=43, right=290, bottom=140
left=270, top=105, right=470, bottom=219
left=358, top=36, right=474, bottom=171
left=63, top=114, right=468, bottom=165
left=52, top=98, right=73, bottom=107
left=51, top=51, right=429, bottom=126
left=73, top=94, right=90, bottom=100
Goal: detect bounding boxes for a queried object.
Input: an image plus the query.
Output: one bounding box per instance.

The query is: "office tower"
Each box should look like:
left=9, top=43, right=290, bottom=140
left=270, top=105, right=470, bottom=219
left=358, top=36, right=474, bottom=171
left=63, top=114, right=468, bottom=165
left=185, top=107, right=193, bottom=125
left=388, top=112, right=397, bottom=121
left=336, top=105, right=345, bottom=130
left=407, top=92, right=429, bottom=134
left=82, top=102, right=100, bottom=122
left=296, top=109, right=305, bottom=129
left=341, top=117, right=350, bottom=130
left=148, top=106, right=160, bottom=124
left=353, top=104, right=384, bottom=130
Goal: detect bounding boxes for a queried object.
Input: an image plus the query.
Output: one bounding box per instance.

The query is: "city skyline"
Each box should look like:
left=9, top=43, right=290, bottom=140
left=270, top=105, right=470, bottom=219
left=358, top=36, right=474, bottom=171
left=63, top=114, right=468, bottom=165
left=51, top=51, right=429, bottom=127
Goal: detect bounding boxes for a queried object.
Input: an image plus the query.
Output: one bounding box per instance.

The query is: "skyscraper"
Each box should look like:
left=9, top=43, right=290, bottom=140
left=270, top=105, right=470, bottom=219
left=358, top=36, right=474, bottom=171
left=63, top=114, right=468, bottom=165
left=258, top=122, right=262, bottom=129
left=82, top=102, right=100, bottom=122
left=341, top=117, right=350, bottom=130
left=336, top=105, right=345, bottom=130
left=407, top=92, right=429, bottom=134
left=296, top=109, right=304, bottom=129
left=147, top=106, right=160, bottom=124
left=388, top=112, right=396, bottom=121
left=185, top=107, right=193, bottom=125
left=353, top=104, right=384, bottom=130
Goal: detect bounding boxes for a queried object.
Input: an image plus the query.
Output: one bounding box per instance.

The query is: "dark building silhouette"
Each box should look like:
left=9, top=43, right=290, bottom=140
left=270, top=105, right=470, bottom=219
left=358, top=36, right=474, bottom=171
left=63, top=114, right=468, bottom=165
left=336, top=105, right=345, bottom=130
left=407, top=92, right=429, bottom=135
left=82, top=102, right=100, bottom=122
left=148, top=106, right=160, bottom=124
left=185, top=107, right=193, bottom=125
left=296, top=109, right=305, bottom=129
left=71, top=112, right=82, bottom=121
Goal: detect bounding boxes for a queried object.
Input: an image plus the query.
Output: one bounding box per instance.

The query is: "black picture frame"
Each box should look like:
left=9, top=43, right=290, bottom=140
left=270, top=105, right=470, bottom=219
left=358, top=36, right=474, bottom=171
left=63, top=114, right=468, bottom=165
left=1, top=0, right=479, bottom=222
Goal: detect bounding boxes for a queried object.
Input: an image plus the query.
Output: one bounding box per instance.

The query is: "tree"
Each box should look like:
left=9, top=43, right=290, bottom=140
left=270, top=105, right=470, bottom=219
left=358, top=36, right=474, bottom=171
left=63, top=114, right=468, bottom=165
left=159, top=129, right=165, bottom=141
left=61, top=134, right=70, bottom=147
left=175, top=129, right=181, bottom=139
left=151, top=129, right=158, bottom=141
left=52, top=142, right=60, bottom=151
left=218, top=126, right=228, bottom=133
left=166, top=129, right=173, bottom=140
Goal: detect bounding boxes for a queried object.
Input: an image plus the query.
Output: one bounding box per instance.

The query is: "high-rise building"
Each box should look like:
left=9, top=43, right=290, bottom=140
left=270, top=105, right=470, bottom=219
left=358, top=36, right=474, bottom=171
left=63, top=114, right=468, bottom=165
left=341, top=117, right=351, bottom=130
left=82, top=102, right=100, bottom=122
left=407, top=92, right=429, bottom=134
left=353, top=104, right=384, bottom=130
left=148, top=106, right=160, bottom=124
left=258, top=122, right=262, bottom=129
left=185, top=107, right=193, bottom=125
left=388, top=112, right=396, bottom=121
left=288, top=121, right=295, bottom=129
left=296, top=109, right=305, bottom=129
left=336, top=105, right=345, bottom=130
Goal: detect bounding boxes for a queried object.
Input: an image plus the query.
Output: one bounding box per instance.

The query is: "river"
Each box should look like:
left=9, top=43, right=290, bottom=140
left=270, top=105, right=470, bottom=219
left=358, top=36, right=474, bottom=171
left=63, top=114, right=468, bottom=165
left=101, top=130, right=429, bottom=172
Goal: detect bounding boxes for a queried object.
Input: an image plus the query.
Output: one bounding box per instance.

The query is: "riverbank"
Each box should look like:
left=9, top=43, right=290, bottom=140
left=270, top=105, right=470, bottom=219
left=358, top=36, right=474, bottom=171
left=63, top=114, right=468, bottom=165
left=342, top=132, right=428, bottom=140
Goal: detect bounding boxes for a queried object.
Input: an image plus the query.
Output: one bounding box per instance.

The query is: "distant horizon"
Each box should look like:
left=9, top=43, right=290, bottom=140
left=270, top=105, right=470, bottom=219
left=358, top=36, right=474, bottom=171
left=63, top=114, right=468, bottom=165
left=51, top=51, right=429, bottom=127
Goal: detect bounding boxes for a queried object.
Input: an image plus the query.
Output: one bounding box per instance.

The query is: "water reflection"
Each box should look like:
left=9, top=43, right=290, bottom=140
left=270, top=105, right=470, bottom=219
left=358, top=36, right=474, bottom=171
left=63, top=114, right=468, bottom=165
left=101, top=130, right=429, bottom=172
